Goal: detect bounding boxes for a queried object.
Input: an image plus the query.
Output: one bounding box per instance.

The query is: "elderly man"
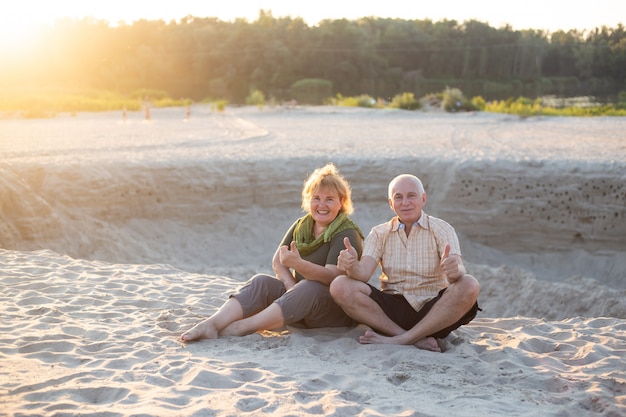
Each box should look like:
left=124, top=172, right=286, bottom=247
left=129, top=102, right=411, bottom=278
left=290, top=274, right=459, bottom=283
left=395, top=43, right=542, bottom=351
left=330, top=174, right=480, bottom=352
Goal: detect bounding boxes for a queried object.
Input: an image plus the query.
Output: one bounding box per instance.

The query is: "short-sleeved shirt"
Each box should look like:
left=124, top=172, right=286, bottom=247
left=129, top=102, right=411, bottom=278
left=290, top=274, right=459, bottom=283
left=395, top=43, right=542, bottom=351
left=281, top=219, right=363, bottom=282
left=362, top=211, right=461, bottom=311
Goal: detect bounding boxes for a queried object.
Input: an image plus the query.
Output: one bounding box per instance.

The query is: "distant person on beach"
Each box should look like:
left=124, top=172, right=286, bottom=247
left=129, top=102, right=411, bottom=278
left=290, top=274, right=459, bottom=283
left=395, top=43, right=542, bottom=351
left=180, top=163, right=363, bottom=342
left=330, top=174, right=480, bottom=352
left=143, top=96, right=151, bottom=121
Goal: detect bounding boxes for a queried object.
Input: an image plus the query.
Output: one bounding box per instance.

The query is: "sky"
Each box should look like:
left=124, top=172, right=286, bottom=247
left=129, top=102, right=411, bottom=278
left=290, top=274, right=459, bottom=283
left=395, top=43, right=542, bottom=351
left=2, top=0, right=624, bottom=46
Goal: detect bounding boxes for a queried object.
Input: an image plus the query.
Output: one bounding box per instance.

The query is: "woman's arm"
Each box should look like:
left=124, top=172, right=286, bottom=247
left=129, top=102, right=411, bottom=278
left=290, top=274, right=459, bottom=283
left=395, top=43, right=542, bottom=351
left=272, top=246, right=297, bottom=290
left=278, top=242, right=338, bottom=286
left=281, top=229, right=363, bottom=286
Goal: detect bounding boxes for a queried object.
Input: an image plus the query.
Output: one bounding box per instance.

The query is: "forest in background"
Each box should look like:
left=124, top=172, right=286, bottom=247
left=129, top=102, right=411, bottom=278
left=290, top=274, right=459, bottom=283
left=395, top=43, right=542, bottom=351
left=1, top=10, right=625, bottom=105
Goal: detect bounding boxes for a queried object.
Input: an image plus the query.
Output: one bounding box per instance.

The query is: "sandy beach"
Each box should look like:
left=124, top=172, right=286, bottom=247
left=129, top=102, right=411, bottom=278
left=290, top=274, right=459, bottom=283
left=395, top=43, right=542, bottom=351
left=1, top=105, right=625, bottom=416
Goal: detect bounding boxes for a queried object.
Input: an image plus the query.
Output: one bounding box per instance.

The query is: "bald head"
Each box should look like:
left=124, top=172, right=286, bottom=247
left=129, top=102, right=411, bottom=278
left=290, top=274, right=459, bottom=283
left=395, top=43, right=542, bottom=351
left=388, top=174, right=425, bottom=199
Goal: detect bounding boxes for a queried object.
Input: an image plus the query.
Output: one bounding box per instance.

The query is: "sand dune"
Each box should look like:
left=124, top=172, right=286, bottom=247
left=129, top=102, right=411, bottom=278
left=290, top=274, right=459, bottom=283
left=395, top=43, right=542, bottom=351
left=1, top=105, right=625, bottom=416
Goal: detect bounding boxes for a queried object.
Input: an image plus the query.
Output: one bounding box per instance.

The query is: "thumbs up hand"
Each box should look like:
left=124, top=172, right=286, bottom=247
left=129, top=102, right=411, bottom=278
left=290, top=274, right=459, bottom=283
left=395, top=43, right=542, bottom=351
left=338, top=237, right=357, bottom=272
left=440, top=243, right=459, bottom=280
left=290, top=241, right=299, bottom=254
left=279, top=241, right=301, bottom=268
left=440, top=243, right=467, bottom=282
left=441, top=244, right=451, bottom=261
left=343, top=237, right=355, bottom=253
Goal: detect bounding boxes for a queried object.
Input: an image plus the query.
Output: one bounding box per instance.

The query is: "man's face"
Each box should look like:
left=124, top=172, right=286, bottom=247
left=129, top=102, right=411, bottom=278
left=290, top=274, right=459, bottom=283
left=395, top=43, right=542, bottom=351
left=388, top=177, right=426, bottom=224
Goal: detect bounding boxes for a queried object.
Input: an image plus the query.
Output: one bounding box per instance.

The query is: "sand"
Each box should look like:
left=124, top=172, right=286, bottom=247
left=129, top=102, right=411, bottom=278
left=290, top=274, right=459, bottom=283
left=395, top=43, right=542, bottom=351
left=1, top=105, right=625, bottom=416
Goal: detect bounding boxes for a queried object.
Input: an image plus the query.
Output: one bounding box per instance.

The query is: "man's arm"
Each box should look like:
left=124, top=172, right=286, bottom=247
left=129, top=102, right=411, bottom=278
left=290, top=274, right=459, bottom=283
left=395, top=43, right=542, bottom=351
left=337, top=237, right=378, bottom=282
left=440, top=244, right=467, bottom=283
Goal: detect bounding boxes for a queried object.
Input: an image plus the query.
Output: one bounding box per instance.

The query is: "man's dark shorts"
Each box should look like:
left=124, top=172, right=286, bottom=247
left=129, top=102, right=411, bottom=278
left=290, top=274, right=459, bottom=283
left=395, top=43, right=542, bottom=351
left=367, top=284, right=480, bottom=339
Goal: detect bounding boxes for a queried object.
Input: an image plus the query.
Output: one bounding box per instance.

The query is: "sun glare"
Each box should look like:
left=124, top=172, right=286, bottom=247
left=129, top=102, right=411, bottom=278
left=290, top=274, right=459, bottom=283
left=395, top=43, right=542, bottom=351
left=0, top=1, right=623, bottom=51
left=0, top=5, right=447, bottom=52
left=0, top=16, right=48, bottom=51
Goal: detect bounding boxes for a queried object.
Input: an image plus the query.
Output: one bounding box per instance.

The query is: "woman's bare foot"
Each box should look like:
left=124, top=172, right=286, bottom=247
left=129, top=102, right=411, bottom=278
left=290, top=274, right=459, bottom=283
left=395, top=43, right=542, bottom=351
left=180, top=319, right=219, bottom=342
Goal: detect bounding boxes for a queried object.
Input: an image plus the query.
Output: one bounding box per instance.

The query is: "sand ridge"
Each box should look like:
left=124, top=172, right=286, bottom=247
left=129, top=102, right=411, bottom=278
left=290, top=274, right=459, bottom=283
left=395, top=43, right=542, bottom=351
left=2, top=106, right=625, bottom=288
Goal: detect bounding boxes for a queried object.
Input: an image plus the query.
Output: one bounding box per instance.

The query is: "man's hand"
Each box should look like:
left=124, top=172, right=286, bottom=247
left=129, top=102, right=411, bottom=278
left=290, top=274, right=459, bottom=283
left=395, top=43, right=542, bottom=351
left=440, top=243, right=464, bottom=281
left=338, top=237, right=358, bottom=272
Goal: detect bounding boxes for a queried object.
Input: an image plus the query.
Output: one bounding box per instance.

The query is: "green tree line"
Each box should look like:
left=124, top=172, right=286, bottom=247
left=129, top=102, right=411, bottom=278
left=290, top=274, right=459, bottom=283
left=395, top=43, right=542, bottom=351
left=2, top=10, right=625, bottom=104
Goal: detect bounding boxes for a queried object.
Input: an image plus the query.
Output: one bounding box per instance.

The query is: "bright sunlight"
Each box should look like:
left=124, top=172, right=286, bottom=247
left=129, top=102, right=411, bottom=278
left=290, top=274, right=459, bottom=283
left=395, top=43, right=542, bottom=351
left=1, top=0, right=624, bottom=50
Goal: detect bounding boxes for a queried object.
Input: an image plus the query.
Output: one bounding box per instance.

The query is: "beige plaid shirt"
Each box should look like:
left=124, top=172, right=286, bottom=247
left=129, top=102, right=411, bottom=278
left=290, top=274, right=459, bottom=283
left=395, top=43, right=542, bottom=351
left=362, top=212, right=461, bottom=311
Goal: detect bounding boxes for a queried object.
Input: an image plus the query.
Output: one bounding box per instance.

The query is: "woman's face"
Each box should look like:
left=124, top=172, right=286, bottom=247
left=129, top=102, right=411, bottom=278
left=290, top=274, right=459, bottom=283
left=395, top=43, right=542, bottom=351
left=309, top=186, right=343, bottom=227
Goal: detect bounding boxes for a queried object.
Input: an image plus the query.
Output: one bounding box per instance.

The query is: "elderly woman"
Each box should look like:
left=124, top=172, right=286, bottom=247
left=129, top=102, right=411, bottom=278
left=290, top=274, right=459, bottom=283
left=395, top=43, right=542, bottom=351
left=181, top=163, right=363, bottom=341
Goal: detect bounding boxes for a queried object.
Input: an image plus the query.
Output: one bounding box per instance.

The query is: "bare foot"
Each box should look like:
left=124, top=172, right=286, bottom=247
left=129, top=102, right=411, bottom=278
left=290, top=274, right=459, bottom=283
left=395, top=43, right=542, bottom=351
left=359, top=329, right=395, bottom=344
left=219, top=320, right=253, bottom=337
left=359, top=330, right=442, bottom=352
left=414, top=337, right=442, bottom=352
left=180, top=319, right=219, bottom=342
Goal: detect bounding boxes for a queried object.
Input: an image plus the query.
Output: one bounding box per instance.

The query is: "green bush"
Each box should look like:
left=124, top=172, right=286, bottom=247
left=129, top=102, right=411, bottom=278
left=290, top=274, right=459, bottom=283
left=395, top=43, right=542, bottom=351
left=211, top=99, right=228, bottom=112
left=246, top=89, right=266, bottom=109
left=483, top=95, right=626, bottom=117
left=471, top=96, right=487, bottom=111
left=0, top=88, right=146, bottom=117
left=330, top=94, right=377, bottom=108
left=151, top=97, right=191, bottom=108
left=389, top=92, right=422, bottom=110
left=290, top=78, right=333, bottom=105
left=442, top=87, right=477, bottom=112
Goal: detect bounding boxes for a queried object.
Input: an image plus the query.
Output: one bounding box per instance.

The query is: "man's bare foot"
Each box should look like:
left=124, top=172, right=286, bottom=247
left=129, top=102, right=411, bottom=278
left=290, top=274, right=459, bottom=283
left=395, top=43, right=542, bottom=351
left=359, top=329, right=396, bottom=345
left=359, top=330, right=442, bottom=352
left=414, top=337, right=441, bottom=352
left=180, top=319, right=219, bottom=342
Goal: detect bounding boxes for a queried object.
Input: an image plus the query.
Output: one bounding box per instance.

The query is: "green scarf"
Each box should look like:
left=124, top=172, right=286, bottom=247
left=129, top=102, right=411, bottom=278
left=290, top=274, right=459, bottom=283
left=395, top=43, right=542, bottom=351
left=292, top=212, right=363, bottom=257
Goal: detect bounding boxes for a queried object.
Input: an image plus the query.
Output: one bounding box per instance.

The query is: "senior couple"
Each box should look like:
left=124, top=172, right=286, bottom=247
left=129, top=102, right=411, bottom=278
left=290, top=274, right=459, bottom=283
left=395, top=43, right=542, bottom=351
left=180, top=163, right=480, bottom=352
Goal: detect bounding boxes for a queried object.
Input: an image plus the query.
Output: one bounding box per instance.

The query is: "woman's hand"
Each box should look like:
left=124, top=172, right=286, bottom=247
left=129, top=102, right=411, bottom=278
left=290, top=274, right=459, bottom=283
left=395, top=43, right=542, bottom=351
left=272, top=246, right=297, bottom=289
left=278, top=242, right=302, bottom=269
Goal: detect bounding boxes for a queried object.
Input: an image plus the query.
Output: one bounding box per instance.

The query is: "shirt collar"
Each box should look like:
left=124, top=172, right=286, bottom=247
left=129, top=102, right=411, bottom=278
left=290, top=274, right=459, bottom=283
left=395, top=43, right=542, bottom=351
left=391, top=212, right=429, bottom=232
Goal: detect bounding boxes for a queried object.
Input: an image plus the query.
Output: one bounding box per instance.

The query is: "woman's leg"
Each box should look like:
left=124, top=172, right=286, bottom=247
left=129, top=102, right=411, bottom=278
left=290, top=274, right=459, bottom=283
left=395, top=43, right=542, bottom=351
left=180, top=274, right=285, bottom=342
left=180, top=297, right=244, bottom=342
left=221, top=280, right=355, bottom=336
left=278, top=280, right=356, bottom=328
left=219, top=303, right=285, bottom=336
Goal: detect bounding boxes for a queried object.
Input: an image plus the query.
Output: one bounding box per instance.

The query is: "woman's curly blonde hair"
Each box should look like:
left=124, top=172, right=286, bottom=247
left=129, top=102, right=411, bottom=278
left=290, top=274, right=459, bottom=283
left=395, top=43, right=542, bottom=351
left=301, top=163, right=354, bottom=215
